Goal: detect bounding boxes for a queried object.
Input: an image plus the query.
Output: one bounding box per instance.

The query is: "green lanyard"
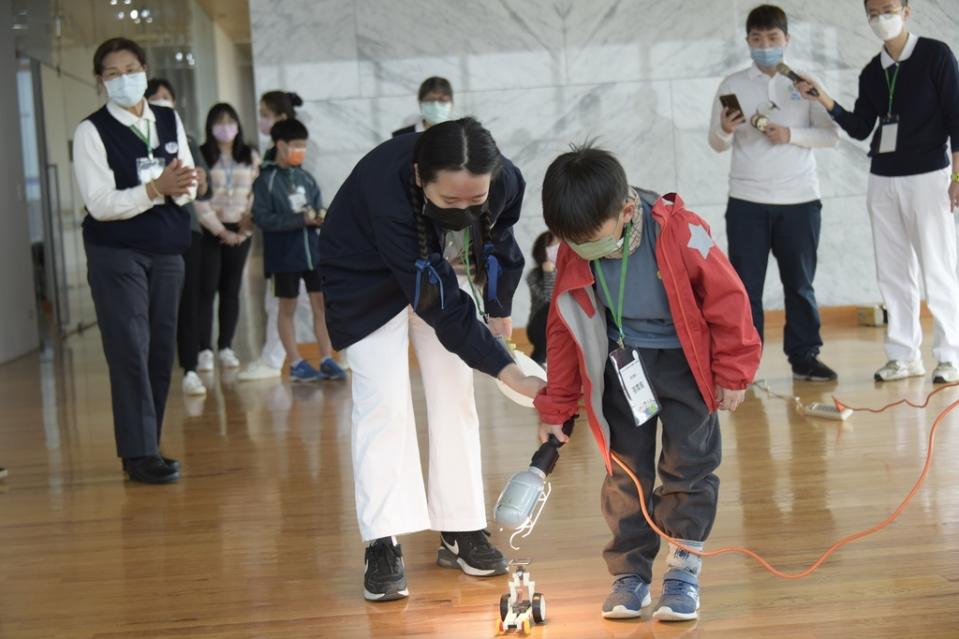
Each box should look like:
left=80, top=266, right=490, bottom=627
left=592, top=222, right=632, bottom=348
left=462, top=227, right=486, bottom=317
left=128, top=123, right=152, bottom=158
left=884, top=64, right=901, bottom=117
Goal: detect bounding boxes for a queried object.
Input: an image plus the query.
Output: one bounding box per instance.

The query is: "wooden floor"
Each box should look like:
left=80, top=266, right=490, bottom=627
left=1, top=319, right=958, bottom=639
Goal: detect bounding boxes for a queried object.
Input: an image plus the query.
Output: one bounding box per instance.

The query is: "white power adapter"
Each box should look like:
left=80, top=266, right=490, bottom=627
left=797, top=401, right=853, bottom=421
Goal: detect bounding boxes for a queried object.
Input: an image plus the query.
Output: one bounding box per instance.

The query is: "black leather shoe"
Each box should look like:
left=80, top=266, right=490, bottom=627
left=159, top=455, right=180, bottom=473
left=123, top=456, right=180, bottom=484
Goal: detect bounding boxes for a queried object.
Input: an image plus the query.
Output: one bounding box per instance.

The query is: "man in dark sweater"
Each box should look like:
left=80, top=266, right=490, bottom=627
left=796, top=0, right=959, bottom=384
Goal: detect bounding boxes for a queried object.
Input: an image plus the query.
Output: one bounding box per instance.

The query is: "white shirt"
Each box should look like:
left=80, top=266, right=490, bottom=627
left=709, top=63, right=839, bottom=205
left=73, top=99, right=196, bottom=222
left=880, top=32, right=919, bottom=69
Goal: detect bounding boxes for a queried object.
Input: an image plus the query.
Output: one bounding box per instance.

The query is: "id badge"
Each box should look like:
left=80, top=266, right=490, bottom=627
left=878, top=115, right=899, bottom=154
left=136, top=157, right=165, bottom=185
left=288, top=186, right=308, bottom=213
left=609, top=348, right=661, bottom=427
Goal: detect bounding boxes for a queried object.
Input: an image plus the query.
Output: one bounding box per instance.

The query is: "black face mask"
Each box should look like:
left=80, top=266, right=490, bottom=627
left=422, top=198, right=485, bottom=231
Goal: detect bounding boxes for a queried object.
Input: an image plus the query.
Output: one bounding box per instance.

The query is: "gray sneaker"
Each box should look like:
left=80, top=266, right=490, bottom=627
left=652, top=571, right=700, bottom=622
left=933, top=362, right=959, bottom=384
left=602, top=574, right=651, bottom=619
left=874, top=359, right=925, bottom=382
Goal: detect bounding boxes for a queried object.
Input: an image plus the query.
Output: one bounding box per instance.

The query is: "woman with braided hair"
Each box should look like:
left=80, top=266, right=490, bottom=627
left=319, top=117, right=543, bottom=602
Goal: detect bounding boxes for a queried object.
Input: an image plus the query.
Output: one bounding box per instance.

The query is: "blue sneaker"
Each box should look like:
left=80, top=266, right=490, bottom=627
left=601, top=575, right=651, bottom=619
left=320, top=357, right=347, bottom=381
left=290, top=360, right=322, bottom=382
left=652, top=571, right=700, bottom=622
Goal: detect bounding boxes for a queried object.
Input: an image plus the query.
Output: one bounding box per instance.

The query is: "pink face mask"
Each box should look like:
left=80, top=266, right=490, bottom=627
left=213, top=122, right=238, bottom=144
left=258, top=116, right=274, bottom=136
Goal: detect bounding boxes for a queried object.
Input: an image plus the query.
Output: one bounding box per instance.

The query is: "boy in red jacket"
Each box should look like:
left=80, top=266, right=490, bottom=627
left=533, top=146, right=761, bottom=622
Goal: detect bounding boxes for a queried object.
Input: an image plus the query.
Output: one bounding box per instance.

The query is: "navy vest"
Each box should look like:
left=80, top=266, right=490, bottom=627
left=81, top=105, right=191, bottom=254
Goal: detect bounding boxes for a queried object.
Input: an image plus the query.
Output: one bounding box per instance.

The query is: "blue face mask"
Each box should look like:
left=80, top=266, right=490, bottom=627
left=750, top=46, right=784, bottom=68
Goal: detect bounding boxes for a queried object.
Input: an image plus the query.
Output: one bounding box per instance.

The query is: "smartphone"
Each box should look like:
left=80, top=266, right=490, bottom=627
left=719, top=93, right=743, bottom=116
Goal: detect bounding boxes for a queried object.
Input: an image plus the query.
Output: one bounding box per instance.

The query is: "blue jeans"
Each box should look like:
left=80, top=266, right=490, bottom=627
left=725, top=198, right=823, bottom=364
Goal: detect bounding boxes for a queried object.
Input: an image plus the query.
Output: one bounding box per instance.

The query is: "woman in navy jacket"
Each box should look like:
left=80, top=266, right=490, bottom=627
left=319, top=118, right=543, bottom=601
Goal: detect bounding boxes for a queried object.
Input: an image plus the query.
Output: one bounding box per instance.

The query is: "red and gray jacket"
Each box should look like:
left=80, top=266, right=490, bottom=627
left=533, top=192, right=762, bottom=474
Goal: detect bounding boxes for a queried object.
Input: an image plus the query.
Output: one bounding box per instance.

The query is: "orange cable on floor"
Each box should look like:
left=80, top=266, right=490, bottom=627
left=612, top=382, right=959, bottom=580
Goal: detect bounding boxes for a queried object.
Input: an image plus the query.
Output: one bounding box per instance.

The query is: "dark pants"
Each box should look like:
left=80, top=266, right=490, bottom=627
left=177, top=231, right=203, bottom=372
left=85, top=241, right=184, bottom=459
left=527, top=305, right=549, bottom=365
left=601, top=347, right=721, bottom=581
left=725, top=197, right=823, bottom=363
left=199, top=225, right=251, bottom=351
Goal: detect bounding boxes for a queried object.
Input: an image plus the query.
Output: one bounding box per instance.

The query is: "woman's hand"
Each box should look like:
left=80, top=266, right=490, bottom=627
left=794, top=78, right=835, bottom=111
left=542, top=261, right=556, bottom=273
left=152, top=159, right=196, bottom=198
left=195, top=167, right=208, bottom=197
left=487, top=316, right=512, bottom=339
left=218, top=230, right=245, bottom=246
left=498, top=363, right=546, bottom=400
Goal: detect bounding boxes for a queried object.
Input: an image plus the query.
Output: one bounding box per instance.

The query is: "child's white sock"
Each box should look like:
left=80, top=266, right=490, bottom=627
left=664, top=539, right=704, bottom=581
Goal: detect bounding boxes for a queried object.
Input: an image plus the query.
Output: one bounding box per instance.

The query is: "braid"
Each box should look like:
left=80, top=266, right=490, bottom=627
left=407, top=178, right=430, bottom=260
left=408, top=173, right=440, bottom=311
left=472, top=207, right=493, bottom=287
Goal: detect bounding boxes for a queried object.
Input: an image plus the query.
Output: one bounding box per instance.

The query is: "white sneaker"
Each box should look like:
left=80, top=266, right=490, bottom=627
left=874, top=359, right=925, bottom=382
left=933, top=362, right=959, bottom=384
left=181, top=371, right=207, bottom=396
left=197, top=349, right=214, bottom=372
left=218, top=348, right=240, bottom=368
left=236, top=360, right=282, bottom=381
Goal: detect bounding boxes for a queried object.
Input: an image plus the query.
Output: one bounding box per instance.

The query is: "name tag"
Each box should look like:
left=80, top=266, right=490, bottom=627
left=610, top=348, right=661, bottom=427
left=288, top=186, right=308, bottom=213
left=136, top=157, right=165, bottom=185
left=878, top=115, right=899, bottom=154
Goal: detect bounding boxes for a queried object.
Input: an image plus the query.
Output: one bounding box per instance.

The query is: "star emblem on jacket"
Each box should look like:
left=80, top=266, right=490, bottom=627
left=687, top=223, right=714, bottom=259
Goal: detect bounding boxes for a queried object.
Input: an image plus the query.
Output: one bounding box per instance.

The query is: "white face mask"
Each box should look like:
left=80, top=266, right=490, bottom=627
left=105, top=71, right=147, bottom=108
left=869, top=12, right=904, bottom=42
left=149, top=99, right=174, bottom=109
left=420, top=100, right=453, bottom=125
left=545, top=244, right=559, bottom=263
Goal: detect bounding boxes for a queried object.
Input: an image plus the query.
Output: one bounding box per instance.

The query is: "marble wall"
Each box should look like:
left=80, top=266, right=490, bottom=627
left=250, top=0, right=959, bottom=328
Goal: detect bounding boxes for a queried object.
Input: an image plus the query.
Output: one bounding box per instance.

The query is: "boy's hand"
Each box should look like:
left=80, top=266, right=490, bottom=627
left=539, top=422, right=569, bottom=444
left=715, top=386, right=745, bottom=412
left=764, top=123, right=791, bottom=145
left=720, top=107, right=746, bottom=134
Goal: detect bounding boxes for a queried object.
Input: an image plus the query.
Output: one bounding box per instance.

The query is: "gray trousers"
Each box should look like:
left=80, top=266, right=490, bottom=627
left=601, top=346, right=721, bottom=581
left=86, top=241, right=184, bottom=459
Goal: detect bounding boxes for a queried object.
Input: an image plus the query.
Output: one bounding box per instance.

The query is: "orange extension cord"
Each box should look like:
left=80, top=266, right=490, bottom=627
left=611, top=381, right=959, bottom=580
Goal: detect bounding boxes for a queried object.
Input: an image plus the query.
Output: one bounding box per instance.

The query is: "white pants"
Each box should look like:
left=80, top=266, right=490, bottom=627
left=259, top=283, right=310, bottom=369
left=867, top=168, right=959, bottom=364
left=350, top=306, right=486, bottom=541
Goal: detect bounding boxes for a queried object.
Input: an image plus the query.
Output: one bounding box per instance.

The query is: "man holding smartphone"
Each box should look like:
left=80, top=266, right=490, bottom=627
left=709, top=4, right=840, bottom=381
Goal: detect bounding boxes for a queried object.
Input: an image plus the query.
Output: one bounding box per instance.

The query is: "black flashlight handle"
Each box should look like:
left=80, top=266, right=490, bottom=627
left=531, top=418, right=575, bottom=476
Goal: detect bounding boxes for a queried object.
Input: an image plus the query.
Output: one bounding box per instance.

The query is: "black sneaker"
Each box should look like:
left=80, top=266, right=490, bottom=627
left=436, top=530, right=508, bottom=577
left=363, top=537, right=409, bottom=601
left=791, top=356, right=838, bottom=382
